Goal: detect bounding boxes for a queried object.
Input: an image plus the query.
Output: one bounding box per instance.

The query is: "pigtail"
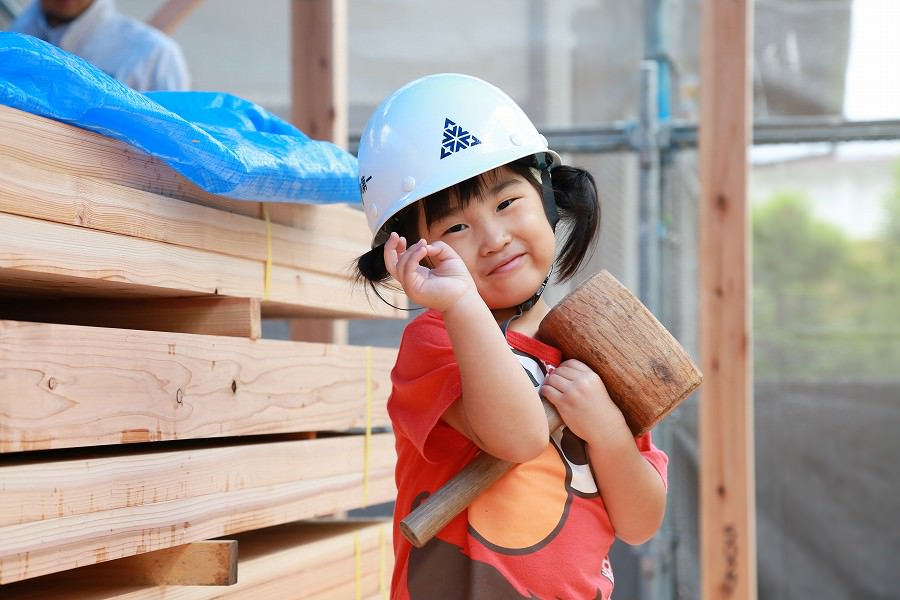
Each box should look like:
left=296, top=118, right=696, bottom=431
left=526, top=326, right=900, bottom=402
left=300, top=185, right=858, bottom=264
left=353, top=199, right=421, bottom=294
left=355, top=245, right=389, bottom=284
left=552, top=166, right=602, bottom=282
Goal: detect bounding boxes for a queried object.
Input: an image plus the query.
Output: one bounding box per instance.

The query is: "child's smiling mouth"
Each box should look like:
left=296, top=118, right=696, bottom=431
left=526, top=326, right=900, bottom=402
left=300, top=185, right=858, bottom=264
left=487, top=253, right=526, bottom=276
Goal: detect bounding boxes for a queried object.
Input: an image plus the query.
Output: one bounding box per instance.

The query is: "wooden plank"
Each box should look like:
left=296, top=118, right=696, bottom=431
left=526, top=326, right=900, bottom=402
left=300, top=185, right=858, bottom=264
left=0, top=104, right=403, bottom=318
left=0, top=297, right=261, bottom=339
left=208, top=520, right=391, bottom=599
left=0, top=204, right=252, bottom=295
left=0, top=435, right=396, bottom=583
left=0, top=319, right=395, bottom=452
left=0, top=104, right=260, bottom=218
left=0, top=211, right=404, bottom=319
left=698, top=1, right=757, bottom=599
left=0, top=520, right=392, bottom=598
left=0, top=156, right=370, bottom=280
left=61, top=540, right=239, bottom=586
left=263, top=201, right=368, bottom=238
left=146, top=0, right=204, bottom=34
left=0, top=104, right=369, bottom=230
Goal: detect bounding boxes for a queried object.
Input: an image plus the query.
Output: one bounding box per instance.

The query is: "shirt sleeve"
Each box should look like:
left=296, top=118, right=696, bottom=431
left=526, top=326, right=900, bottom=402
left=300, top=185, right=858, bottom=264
left=144, top=36, right=191, bottom=91
left=636, top=430, right=669, bottom=488
left=388, top=311, right=470, bottom=463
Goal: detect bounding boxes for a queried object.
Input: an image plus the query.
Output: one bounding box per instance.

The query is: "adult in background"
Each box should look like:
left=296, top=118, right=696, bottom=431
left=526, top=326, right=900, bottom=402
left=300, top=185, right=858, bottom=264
left=8, top=0, right=190, bottom=91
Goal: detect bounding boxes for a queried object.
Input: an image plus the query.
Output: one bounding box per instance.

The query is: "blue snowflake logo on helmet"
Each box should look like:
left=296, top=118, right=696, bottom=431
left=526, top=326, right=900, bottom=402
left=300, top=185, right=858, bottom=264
left=440, top=118, right=481, bottom=159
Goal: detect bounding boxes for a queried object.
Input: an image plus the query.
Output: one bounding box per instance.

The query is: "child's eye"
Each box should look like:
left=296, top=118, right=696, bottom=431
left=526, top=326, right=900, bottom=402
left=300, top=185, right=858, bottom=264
left=497, top=198, right=517, bottom=211
left=443, top=223, right=468, bottom=235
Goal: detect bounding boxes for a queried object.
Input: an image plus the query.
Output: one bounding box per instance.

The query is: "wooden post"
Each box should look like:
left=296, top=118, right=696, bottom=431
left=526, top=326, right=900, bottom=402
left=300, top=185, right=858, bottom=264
left=289, top=0, right=350, bottom=345
left=290, top=0, right=348, bottom=148
left=146, top=0, right=204, bottom=34
left=698, top=0, right=757, bottom=599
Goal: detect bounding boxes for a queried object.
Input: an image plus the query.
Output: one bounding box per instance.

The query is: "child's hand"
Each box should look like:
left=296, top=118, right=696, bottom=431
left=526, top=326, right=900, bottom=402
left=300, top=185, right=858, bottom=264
left=383, top=232, right=477, bottom=312
left=541, top=358, right=668, bottom=545
left=539, top=359, right=630, bottom=444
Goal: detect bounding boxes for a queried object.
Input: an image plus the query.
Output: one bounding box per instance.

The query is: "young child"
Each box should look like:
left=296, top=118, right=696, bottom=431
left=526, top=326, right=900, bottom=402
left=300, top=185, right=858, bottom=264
left=355, top=73, right=668, bottom=600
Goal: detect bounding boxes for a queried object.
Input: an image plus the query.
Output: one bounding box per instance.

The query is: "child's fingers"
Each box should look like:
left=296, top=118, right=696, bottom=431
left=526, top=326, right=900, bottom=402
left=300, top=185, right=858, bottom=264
left=398, top=239, right=428, bottom=279
left=558, top=359, right=591, bottom=372
left=543, top=361, right=607, bottom=397
left=552, top=360, right=596, bottom=382
left=383, top=232, right=408, bottom=278
left=424, top=240, right=457, bottom=264
left=383, top=232, right=398, bottom=267
left=386, top=237, right=424, bottom=284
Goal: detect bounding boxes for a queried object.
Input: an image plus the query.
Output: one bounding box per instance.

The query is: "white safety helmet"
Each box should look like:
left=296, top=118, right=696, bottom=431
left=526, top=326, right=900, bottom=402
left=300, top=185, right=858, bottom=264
left=358, top=73, right=561, bottom=247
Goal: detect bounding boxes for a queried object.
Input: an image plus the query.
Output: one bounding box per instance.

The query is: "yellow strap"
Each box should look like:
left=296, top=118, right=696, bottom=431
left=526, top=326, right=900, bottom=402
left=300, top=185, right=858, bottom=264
left=363, top=346, right=373, bottom=507
left=262, top=204, right=273, bottom=300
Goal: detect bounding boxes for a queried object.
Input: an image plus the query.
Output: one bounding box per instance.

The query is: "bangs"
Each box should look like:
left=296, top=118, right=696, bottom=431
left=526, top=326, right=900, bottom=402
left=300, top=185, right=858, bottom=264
left=420, top=173, right=481, bottom=227
left=420, top=161, right=538, bottom=229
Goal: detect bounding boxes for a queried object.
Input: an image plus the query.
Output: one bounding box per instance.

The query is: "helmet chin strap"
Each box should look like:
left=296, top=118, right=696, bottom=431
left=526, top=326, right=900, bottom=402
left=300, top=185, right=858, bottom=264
left=499, top=268, right=552, bottom=335
left=539, top=161, right=559, bottom=231
left=527, top=153, right=559, bottom=230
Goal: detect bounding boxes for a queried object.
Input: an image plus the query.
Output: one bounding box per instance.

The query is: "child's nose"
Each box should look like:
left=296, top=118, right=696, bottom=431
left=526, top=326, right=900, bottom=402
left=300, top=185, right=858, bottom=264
left=480, top=223, right=511, bottom=255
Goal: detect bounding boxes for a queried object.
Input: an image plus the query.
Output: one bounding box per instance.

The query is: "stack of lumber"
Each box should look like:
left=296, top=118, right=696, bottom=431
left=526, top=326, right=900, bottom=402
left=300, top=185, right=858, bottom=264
left=1, top=520, right=393, bottom=599
left=0, top=103, right=402, bottom=597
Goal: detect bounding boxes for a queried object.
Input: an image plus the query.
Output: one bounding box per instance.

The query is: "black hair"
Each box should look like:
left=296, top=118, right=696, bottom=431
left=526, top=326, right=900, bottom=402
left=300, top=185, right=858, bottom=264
left=353, top=157, right=601, bottom=302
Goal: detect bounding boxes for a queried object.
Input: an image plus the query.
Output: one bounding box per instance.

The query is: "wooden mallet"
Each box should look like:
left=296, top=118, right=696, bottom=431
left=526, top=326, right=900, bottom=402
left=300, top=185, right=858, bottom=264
left=399, top=269, right=703, bottom=547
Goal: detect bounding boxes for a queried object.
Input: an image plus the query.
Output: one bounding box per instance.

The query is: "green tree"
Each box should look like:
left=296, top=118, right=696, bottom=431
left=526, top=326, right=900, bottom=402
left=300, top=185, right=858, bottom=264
left=837, top=159, right=900, bottom=374
left=753, top=165, right=900, bottom=380
left=753, top=192, right=848, bottom=378
left=881, top=160, right=900, bottom=255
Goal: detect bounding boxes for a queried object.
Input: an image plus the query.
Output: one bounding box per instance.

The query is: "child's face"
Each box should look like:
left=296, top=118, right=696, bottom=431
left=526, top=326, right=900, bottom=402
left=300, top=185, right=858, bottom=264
left=418, top=166, right=556, bottom=311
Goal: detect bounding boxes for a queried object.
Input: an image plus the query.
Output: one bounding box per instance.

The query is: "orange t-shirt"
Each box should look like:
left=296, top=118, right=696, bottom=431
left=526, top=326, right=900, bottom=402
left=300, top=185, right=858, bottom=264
left=388, top=310, right=669, bottom=599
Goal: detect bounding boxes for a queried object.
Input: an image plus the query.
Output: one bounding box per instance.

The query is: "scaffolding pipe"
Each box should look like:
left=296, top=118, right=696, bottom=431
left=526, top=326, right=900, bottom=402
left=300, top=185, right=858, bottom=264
left=637, top=60, right=662, bottom=315
left=535, top=118, right=900, bottom=155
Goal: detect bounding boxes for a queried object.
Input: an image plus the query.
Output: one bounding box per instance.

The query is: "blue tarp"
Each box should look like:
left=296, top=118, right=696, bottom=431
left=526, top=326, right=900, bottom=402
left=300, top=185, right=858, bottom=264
left=0, top=32, right=360, bottom=204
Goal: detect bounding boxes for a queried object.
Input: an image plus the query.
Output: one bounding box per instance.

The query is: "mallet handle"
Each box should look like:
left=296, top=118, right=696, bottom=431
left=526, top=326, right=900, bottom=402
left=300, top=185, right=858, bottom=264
left=399, top=400, right=562, bottom=548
